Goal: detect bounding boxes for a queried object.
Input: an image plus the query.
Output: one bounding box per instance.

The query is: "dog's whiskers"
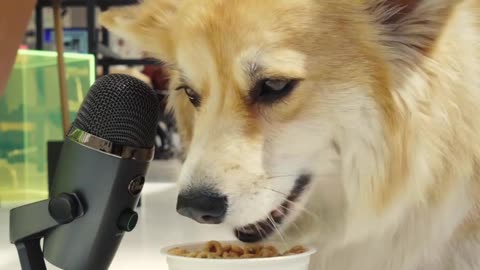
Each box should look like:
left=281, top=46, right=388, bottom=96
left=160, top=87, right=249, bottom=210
left=290, top=220, right=301, bottom=231
left=267, top=215, right=289, bottom=250
left=259, top=186, right=289, bottom=197
left=256, top=185, right=321, bottom=221
left=265, top=173, right=335, bottom=181
left=254, top=222, right=267, bottom=239
left=266, top=174, right=298, bottom=180
left=280, top=198, right=321, bottom=221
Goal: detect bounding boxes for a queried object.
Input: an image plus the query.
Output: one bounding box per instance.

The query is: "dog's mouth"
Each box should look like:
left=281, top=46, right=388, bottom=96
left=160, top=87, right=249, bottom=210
left=234, top=175, right=312, bottom=243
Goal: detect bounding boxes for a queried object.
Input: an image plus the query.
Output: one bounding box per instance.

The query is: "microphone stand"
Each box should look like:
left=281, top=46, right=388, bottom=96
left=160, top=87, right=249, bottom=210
left=9, top=193, right=84, bottom=270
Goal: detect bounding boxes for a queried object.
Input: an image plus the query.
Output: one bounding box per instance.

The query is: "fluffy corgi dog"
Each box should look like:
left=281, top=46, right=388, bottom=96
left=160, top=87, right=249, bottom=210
left=101, top=0, right=480, bottom=269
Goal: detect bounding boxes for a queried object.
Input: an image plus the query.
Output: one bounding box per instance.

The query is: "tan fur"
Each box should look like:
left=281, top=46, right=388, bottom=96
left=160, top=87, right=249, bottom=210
left=101, top=0, right=480, bottom=269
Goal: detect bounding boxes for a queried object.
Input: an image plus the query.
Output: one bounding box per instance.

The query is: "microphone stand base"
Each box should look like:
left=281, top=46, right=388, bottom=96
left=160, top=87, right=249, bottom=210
left=9, top=193, right=84, bottom=270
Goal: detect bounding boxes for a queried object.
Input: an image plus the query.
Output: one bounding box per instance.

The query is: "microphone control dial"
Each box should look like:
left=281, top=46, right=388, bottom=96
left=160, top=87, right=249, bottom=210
left=117, top=209, right=138, bottom=232
left=48, top=193, right=81, bottom=224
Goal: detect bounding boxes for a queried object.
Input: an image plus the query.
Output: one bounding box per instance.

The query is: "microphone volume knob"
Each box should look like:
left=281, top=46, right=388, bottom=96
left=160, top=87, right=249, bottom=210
left=49, top=193, right=80, bottom=224
left=117, top=209, right=138, bottom=232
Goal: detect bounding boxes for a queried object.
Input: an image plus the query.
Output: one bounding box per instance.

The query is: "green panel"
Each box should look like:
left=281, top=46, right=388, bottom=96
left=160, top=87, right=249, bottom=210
left=0, top=49, right=95, bottom=207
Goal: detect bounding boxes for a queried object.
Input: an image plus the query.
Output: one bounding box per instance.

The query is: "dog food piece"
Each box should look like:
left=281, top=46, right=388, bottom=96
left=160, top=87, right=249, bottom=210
left=283, top=245, right=307, bottom=256
left=167, top=241, right=306, bottom=259
left=230, top=244, right=245, bottom=256
left=205, top=240, right=223, bottom=256
left=208, top=253, right=221, bottom=259
left=258, top=245, right=281, bottom=258
left=222, top=251, right=240, bottom=258
left=222, top=244, right=232, bottom=252
left=168, top=248, right=188, bottom=256
left=263, top=245, right=279, bottom=255
left=186, top=252, right=199, bottom=258
left=196, top=251, right=210, bottom=258
left=289, top=245, right=307, bottom=254
left=245, top=244, right=262, bottom=254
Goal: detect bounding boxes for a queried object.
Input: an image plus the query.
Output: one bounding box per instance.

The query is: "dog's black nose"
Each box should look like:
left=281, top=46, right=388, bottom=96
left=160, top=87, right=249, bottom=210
left=176, top=190, right=227, bottom=224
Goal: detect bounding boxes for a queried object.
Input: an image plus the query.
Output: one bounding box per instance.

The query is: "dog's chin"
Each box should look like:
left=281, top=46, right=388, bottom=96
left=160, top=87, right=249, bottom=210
left=234, top=175, right=312, bottom=243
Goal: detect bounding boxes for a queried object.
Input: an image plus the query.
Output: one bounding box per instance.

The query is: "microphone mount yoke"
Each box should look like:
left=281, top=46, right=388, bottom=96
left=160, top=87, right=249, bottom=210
left=9, top=193, right=85, bottom=270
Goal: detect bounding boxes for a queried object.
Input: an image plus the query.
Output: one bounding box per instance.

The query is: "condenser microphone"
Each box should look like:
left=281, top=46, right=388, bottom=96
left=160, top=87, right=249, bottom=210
left=17, top=73, right=160, bottom=270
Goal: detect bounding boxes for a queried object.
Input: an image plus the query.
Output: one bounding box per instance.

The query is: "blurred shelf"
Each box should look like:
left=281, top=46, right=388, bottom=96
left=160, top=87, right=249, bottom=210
left=35, top=0, right=168, bottom=76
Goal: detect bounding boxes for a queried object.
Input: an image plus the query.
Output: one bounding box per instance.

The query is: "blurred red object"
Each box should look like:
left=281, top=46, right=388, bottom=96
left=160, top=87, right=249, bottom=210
left=143, top=65, right=169, bottom=91
left=0, top=1, right=36, bottom=96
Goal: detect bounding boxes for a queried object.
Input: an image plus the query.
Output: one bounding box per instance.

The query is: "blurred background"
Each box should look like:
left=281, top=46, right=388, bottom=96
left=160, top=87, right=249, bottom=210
left=0, top=1, right=233, bottom=269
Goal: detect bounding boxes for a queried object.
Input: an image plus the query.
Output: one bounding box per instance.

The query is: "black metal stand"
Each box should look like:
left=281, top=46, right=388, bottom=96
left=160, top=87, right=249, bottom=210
left=15, top=240, right=47, bottom=270
left=10, top=193, right=84, bottom=270
left=35, top=0, right=163, bottom=76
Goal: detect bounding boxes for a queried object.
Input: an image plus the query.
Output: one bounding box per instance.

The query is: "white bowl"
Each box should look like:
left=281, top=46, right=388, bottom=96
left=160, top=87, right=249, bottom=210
left=161, top=241, right=317, bottom=270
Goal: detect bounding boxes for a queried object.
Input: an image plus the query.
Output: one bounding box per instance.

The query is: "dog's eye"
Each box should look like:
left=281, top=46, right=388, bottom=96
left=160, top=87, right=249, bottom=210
left=252, top=79, right=299, bottom=104
left=177, top=86, right=201, bottom=107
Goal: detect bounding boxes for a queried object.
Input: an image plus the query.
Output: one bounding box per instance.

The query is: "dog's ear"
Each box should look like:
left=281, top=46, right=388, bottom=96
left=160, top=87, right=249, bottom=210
left=366, top=0, right=462, bottom=62
left=99, top=0, right=179, bottom=62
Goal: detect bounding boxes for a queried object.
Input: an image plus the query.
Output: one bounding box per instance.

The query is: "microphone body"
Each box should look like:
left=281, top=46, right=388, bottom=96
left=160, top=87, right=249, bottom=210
left=43, top=135, right=149, bottom=270
left=37, top=73, right=160, bottom=270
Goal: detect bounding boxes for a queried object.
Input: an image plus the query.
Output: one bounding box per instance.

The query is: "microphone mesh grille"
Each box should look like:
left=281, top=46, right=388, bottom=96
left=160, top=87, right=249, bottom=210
left=73, top=74, right=160, bottom=148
